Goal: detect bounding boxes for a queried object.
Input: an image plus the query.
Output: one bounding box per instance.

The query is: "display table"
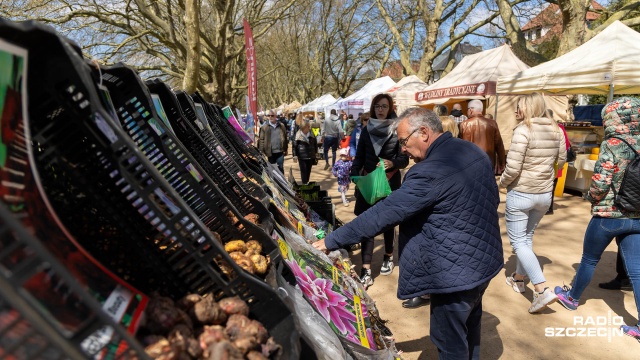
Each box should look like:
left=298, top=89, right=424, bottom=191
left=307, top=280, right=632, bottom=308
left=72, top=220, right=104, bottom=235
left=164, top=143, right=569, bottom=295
left=564, top=154, right=596, bottom=194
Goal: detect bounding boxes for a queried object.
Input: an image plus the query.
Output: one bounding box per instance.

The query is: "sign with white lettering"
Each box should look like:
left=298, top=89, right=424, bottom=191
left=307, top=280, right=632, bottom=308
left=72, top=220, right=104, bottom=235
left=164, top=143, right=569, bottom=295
left=415, top=82, right=495, bottom=102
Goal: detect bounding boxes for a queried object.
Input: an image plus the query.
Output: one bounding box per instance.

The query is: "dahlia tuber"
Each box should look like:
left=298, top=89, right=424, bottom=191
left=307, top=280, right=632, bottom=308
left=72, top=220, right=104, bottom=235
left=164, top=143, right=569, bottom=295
left=205, top=340, right=243, bottom=360
left=177, top=293, right=202, bottom=312
left=199, top=325, right=228, bottom=351
left=224, top=240, right=246, bottom=253
left=225, top=314, right=268, bottom=344
left=192, top=295, right=227, bottom=325
left=246, top=350, right=268, bottom=360
left=228, top=252, right=255, bottom=274
left=146, top=296, right=183, bottom=334
left=245, top=240, right=262, bottom=254
left=218, top=296, right=249, bottom=317
left=244, top=213, right=260, bottom=224
left=261, top=337, right=282, bottom=358
left=232, top=336, right=259, bottom=355
left=250, top=254, right=268, bottom=275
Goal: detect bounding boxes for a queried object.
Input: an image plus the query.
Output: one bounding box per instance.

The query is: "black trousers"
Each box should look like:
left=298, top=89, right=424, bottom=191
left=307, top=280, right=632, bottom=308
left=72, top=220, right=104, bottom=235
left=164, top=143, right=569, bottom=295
left=298, top=159, right=314, bottom=184
left=430, top=281, right=489, bottom=360
left=354, top=187, right=395, bottom=264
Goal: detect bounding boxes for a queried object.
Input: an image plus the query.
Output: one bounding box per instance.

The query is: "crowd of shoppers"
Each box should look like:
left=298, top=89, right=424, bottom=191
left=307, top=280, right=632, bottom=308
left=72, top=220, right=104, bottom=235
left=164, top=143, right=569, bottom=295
left=256, top=92, right=640, bottom=357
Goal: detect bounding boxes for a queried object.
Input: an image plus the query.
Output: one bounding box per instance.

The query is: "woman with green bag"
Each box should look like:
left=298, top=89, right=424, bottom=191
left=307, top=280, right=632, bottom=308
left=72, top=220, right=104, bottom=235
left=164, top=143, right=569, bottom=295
left=350, top=93, right=409, bottom=288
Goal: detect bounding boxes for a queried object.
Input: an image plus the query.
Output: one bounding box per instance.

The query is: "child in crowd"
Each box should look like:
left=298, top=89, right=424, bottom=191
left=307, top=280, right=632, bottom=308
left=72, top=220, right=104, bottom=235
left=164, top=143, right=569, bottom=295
left=332, top=147, right=352, bottom=206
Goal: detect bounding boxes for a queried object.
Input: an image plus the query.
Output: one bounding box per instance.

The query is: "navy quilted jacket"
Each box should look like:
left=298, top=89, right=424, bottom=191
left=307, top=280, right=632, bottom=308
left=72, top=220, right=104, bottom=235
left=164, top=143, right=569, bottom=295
left=324, top=132, right=503, bottom=298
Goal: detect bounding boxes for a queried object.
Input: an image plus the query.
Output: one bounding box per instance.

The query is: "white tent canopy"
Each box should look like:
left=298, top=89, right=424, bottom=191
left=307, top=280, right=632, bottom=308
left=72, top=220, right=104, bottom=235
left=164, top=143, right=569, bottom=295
left=385, top=75, right=428, bottom=115
left=299, top=93, right=337, bottom=113
left=415, top=44, right=530, bottom=105
left=335, top=76, right=397, bottom=116
left=497, top=21, right=640, bottom=96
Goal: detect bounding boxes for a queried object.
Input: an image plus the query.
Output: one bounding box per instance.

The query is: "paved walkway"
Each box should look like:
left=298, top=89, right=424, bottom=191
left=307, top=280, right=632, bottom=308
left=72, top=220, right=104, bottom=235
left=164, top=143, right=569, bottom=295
left=283, top=153, right=637, bottom=360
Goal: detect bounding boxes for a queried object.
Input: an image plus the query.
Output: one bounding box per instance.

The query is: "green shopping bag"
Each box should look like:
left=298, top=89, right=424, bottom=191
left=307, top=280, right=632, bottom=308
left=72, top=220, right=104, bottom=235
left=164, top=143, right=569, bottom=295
left=351, top=159, right=392, bottom=205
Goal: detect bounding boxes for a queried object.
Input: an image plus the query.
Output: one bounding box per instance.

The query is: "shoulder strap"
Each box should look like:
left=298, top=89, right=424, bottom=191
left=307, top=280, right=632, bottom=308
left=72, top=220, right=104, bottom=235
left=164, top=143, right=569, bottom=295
left=610, top=137, right=639, bottom=200
left=612, top=136, right=640, bottom=156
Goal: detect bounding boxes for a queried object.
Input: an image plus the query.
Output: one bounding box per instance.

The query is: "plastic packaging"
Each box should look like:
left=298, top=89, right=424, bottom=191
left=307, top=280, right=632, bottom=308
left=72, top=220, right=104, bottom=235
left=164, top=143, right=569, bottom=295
left=351, top=159, right=392, bottom=205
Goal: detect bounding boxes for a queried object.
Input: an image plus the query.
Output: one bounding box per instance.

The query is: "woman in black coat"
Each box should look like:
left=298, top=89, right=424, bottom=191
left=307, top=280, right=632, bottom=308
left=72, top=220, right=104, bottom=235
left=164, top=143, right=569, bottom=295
left=293, top=120, right=318, bottom=184
left=350, top=93, right=409, bottom=288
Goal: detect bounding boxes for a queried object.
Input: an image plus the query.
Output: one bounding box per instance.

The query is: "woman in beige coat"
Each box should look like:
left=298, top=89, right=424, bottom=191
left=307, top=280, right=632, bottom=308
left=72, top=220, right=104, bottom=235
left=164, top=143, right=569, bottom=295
left=499, top=92, right=567, bottom=313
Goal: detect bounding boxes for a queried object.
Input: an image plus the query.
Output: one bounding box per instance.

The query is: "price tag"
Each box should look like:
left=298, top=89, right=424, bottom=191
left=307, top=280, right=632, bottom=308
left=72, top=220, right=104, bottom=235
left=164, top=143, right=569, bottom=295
left=342, top=260, right=351, bottom=273
left=284, top=199, right=289, bottom=209
left=297, top=222, right=304, bottom=235
left=353, top=296, right=370, bottom=349
left=332, top=266, right=339, bottom=283
left=277, top=240, right=289, bottom=259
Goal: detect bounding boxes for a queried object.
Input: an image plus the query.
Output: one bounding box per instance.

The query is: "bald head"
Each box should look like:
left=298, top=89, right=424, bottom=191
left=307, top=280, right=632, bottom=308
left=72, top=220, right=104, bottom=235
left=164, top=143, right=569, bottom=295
left=452, top=103, right=463, bottom=111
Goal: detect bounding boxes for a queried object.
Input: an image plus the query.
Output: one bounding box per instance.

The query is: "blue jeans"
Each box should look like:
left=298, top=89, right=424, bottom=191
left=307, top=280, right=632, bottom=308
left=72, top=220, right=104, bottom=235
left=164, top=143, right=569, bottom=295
left=268, top=152, right=284, bottom=174
left=505, top=190, right=552, bottom=285
left=569, top=217, right=640, bottom=323
left=430, top=281, right=489, bottom=360
left=323, top=136, right=339, bottom=166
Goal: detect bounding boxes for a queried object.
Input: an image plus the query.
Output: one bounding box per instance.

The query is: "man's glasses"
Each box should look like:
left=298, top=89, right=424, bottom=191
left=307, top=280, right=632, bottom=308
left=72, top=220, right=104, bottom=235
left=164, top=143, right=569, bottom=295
left=267, top=114, right=276, bottom=117
left=374, top=104, right=389, bottom=110
left=398, top=128, right=420, bottom=147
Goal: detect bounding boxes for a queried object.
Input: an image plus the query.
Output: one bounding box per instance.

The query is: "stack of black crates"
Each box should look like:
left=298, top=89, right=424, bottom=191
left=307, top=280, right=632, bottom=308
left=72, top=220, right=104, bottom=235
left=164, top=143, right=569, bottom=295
left=0, top=19, right=318, bottom=359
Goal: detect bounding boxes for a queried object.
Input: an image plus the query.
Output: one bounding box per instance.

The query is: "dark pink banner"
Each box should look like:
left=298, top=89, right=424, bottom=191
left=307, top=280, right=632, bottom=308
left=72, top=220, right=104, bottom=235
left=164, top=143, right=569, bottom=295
left=243, top=19, right=258, bottom=119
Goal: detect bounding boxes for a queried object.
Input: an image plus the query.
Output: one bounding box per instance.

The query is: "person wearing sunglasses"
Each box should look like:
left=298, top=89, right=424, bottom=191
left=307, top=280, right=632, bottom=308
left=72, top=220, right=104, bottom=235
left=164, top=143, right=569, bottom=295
left=257, top=110, right=288, bottom=174
left=349, top=93, right=409, bottom=288
left=314, top=107, right=502, bottom=359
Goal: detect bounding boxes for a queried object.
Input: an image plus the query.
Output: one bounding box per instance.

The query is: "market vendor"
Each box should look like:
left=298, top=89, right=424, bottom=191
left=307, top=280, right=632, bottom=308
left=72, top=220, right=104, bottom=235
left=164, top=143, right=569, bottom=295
left=313, top=107, right=503, bottom=360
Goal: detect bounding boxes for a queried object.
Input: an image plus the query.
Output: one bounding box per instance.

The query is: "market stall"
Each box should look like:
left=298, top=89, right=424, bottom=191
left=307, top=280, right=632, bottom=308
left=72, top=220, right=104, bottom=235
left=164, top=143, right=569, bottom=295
left=334, top=76, right=397, bottom=117
left=299, top=93, right=338, bottom=117
left=0, top=19, right=401, bottom=360
left=497, top=20, right=640, bottom=194
left=385, top=75, right=427, bottom=115
left=413, top=44, right=568, bottom=148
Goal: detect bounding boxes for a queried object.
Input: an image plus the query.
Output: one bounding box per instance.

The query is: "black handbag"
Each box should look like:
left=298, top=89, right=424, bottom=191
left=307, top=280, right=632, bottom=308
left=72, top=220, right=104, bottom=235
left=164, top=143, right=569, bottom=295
left=567, top=146, right=577, bottom=162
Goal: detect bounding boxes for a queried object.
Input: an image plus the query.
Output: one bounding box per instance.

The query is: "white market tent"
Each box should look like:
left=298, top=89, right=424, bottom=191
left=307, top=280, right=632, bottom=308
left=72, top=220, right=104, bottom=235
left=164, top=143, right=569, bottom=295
left=385, top=75, right=428, bottom=115
left=335, top=76, right=397, bottom=117
left=497, top=21, right=640, bottom=99
left=414, top=44, right=567, bottom=148
left=299, top=93, right=337, bottom=113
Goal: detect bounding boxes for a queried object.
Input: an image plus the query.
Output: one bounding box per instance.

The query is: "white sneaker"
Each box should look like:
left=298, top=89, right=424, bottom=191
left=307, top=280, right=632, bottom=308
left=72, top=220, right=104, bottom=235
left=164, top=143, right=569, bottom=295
left=506, top=273, right=525, bottom=293
left=529, top=287, right=558, bottom=313
left=380, top=256, right=394, bottom=275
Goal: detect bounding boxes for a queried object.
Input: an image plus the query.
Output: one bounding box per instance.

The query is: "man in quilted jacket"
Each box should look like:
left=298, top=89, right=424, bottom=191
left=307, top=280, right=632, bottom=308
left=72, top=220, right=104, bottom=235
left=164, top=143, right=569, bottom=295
left=314, top=107, right=503, bottom=359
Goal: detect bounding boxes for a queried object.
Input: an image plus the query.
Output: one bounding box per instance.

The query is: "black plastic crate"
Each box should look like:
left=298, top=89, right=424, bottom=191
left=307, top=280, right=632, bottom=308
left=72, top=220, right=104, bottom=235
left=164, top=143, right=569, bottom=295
left=190, top=93, right=265, bottom=174
left=0, top=203, right=148, bottom=360
left=175, top=91, right=267, bottom=191
left=94, top=63, right=278, bottom=259
left=0, top=19, right=303, bottom=359
left=205, top=101, right=268, bottom=169
left=146, top=80, right=272, bottom=211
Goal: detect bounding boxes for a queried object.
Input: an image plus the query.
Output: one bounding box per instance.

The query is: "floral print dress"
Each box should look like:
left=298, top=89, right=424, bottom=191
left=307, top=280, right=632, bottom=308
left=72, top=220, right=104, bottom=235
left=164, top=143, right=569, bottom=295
left=332, top=159, right=352, bottom=193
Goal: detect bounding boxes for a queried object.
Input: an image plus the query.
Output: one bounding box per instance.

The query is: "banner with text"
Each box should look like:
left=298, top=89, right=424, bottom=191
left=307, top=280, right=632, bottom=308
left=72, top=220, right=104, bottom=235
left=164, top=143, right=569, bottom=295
left=243, top=19, right=258, bottom=120
left=415, top=82, right=496, bottom=102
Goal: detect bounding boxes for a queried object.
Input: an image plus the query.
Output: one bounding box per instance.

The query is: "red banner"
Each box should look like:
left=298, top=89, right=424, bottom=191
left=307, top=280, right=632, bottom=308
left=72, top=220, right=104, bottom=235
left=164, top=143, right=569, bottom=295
left=415, top=82, right=496, bottom=102
left=243, top=19, right=258, bottom=119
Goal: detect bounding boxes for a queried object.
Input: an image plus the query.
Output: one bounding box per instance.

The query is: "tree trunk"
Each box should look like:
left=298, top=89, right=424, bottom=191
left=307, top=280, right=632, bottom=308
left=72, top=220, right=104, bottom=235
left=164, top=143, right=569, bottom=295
left=496, top=0, right=547, bottom=66
left=556, top=0, right=591, bottom=56
left=182, top=0, right=201, bottom=92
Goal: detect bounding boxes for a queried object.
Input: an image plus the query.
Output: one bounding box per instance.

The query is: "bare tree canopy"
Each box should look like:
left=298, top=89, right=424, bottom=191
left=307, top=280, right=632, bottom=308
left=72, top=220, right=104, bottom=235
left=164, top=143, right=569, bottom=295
left=2, top=0, right=640, bottom=110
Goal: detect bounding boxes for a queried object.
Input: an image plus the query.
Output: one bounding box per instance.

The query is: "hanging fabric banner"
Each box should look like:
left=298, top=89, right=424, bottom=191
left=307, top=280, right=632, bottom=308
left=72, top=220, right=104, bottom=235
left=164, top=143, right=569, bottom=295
left=243, top=19, right=258, bottom=122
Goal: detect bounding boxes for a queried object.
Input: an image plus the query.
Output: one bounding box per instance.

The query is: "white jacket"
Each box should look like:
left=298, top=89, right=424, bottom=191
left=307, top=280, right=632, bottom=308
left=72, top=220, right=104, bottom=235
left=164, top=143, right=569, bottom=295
left=499, top=117, right=567, bottom=194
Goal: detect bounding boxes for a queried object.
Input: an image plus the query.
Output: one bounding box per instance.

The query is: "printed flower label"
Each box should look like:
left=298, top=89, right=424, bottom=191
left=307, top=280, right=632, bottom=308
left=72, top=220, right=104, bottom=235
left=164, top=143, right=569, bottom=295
left=276, top=233, right=376, bottom=350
